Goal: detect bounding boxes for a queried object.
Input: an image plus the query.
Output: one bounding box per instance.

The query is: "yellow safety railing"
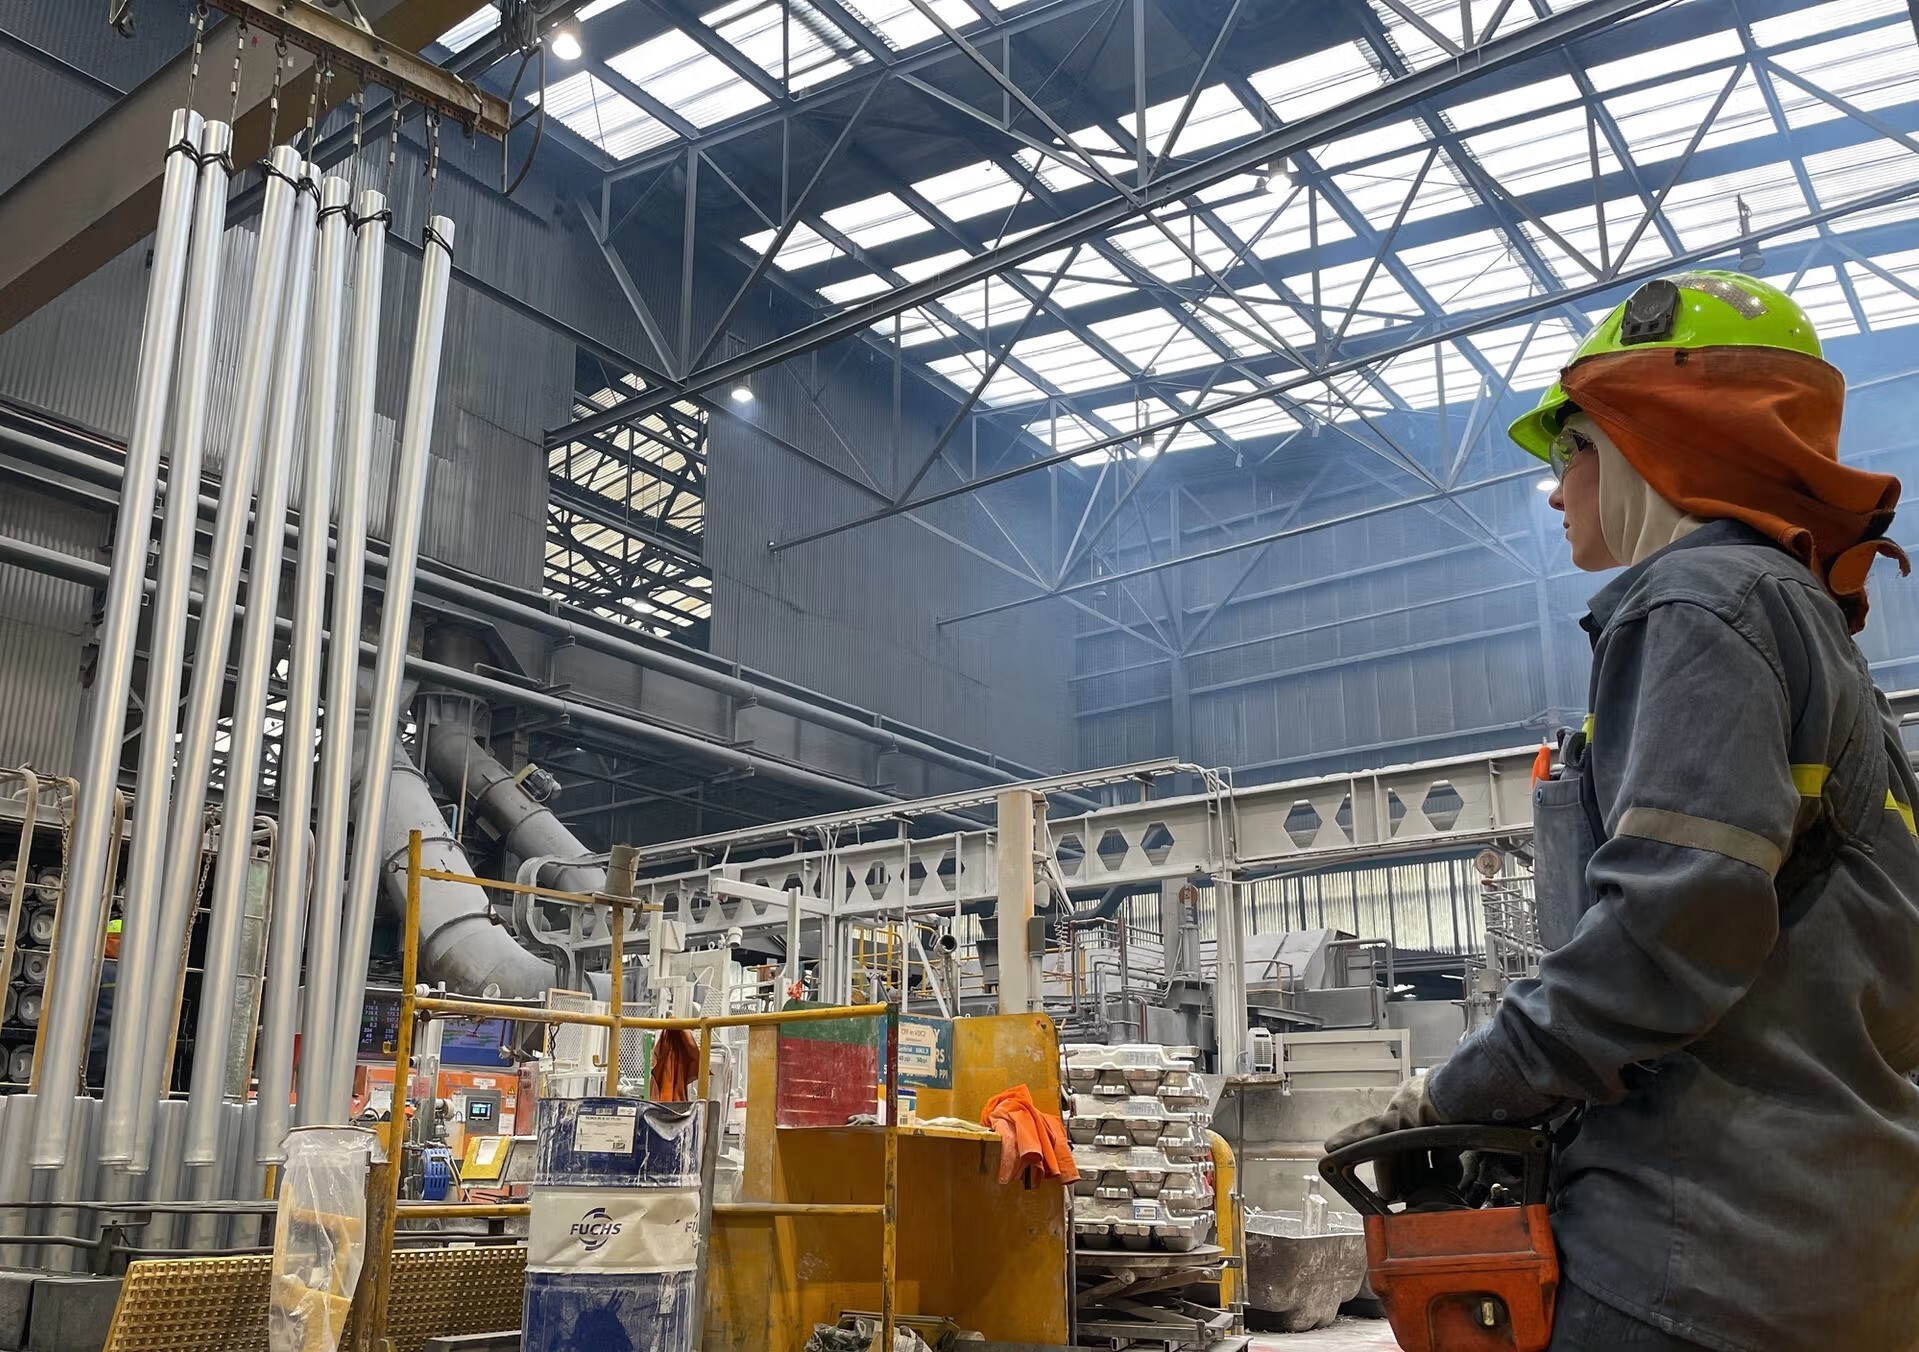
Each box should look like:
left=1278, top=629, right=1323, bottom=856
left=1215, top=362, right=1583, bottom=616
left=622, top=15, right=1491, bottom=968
left=358, top=831, right=903, bottom=1352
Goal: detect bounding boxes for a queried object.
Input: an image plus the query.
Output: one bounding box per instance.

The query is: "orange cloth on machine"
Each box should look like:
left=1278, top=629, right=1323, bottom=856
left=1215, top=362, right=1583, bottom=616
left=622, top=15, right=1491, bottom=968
left=980, top=1085, right=1078, bottom=1187
left=649, top=1027, right=700, bottom=1101
left=1561, top=345, right=1909, bottom=632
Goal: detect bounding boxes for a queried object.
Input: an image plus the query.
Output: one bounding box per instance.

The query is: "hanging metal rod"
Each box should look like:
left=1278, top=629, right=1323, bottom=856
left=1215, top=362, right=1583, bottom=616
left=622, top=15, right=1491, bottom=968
left=547, top=0, right=1669, bottom=445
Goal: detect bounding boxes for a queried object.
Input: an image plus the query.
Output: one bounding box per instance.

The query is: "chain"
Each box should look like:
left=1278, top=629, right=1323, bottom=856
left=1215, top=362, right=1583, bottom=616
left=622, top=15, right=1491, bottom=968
left=265, top=38, right=287, bottom=151
left=348, top=86, right=366, bottom=197
left=185, top=4, right=208, bottom=111
left=303, top=61, right=329, bottom=160
left=382, top=100, right=402, bottom=204
left=424, top=110, right=441, bottom=229
left=227, top=18, right=247, bottom=131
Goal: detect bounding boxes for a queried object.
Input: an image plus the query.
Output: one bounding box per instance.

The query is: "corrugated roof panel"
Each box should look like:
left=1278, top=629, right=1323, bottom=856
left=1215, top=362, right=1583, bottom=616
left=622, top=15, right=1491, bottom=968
left=1769, top=264, right=1862, bottom=337
left=1847, top=250, right=1919, bottom=330
left=531, top=70, right=675, bottom=158
left=606, top=27, right=773, bottom=126
left=1246, top=40, right=1381, bottom=123
left=706, top=0, right=871, bottom=92
left=1772, top=26, right=1919, bottom=131
left=822, top=191, right=934, bottom=249
left=740, top=220, right=843, bottom=269
left=1750, top=0, right=1905, bottom=47
left=1007, top=332, right=1127, bottom=393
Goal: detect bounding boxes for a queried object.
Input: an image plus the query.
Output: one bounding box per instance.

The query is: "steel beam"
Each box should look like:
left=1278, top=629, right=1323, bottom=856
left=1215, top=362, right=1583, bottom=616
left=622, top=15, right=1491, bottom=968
left=548, top=0, right=1669, bottom=441
left=0, top=0, right=479, bottom=333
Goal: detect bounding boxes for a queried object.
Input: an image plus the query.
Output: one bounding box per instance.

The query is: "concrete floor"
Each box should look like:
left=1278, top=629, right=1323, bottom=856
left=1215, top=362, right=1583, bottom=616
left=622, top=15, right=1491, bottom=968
left=1250, top=1318, right=1401, bottom=1350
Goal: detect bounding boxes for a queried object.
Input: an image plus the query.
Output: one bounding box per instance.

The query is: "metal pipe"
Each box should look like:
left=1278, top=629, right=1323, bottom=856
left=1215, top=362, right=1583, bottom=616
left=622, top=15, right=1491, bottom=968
left=0, top=403, right=1062, bottom=795
left=183, top=159, right=319, bottom=1168
left=98, top=116, right=232, bottom=1169
left=254, top=173, right=352, bottom=1165
left=136, top=142, right=303, bottom=1166
left=299, top=190, right=387, bottom=1122
left=328, top=214, right=456, bottom=1117
left=29, top=111, right=202, bottom=1170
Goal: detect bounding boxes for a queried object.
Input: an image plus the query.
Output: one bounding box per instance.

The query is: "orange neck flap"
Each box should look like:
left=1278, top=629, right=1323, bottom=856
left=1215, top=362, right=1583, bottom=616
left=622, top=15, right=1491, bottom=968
left=1560, top=345, right=1907, bottom=632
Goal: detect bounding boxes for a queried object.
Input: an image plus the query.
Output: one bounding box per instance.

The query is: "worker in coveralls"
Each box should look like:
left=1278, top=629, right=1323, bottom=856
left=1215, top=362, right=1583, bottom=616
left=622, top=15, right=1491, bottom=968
left=1328, top=271, right=1919, bottom=1351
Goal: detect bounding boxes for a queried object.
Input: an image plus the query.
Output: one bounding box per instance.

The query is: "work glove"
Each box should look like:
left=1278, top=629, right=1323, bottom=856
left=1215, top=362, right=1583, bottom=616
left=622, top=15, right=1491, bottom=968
left=1324, top=1074, right=1447, bottom=1153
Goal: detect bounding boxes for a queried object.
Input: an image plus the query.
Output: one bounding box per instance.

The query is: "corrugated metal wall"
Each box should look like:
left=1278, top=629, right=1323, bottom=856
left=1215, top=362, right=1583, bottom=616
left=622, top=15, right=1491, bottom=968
left=704, top=339, right=1079, bottom=772
left=1076, top=344, right=1919, bottom=783
left=0, top=485, right=105, bottom=775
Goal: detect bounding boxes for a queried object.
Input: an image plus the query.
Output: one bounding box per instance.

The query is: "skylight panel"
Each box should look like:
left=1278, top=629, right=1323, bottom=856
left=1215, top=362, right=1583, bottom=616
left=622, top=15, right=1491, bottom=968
left=706, top=0, right=870, bottom=92
left=1007, top=332, right=1128, bottom=393
left=530, top=72, right=675, bottom=159
left=1804, top=141, right=1919, bottom=234
left=926, top=350, right=1045, bottom=405
left=1375, top=342, right=1482, bottom=410
left=1443, top=76, right=1582, bottom=131
left=1243, top=189, right=1357, bottom=263
left=1469, top=319, right=1580, bottom=393
left=1171, top=382, right=1300, bottom=440
left=1027, top=409, right=1102, bottom=456
left=436, top=6, right=497, bottom=52
left=1770, top=29, right=1919, bottom=132
left=605, top=28, right=772, bottom=127
left=1846, top=249, right=1919, bottom=330
left=1283, top=257, right=1420, bottom=339
left=1091, top=398, right=1213, bottom=451
left=1604, top=67, right=1771, bottom=164
left=1329, top=148, right=1474, bottom=225
left=1750, top=0, right=1906, bottom=49
left=1013, top=147, right=1098, bottom=195
left=1586, top=30, right=1743, bottom=92
left=1532, top=196, right=1669, bottom=275
left=1246, top=41, right=1382, bottom=123
left=1141, top=85, right=1263, bottom=162
left=1195, top=288, right=1318, bottom=350
left=1767, top=265, right=1861, bottom=338
left=740, top=220, right=842, bottom=270
left=1398, top=230, right=1538, bottom=309
left=817, top=273, right=892, bottom=305
left=844, top=0, right=989, bottom=52
left=1656, top=163, right=1810, bottom=250
left=1462, top=105, right=1612, bottom=196
left=895, top=249, right=971, bottom=283
left=1088, top=311, right=1221, bottom=375
left=911, top=160, right=1028, bottom=223
left=1107, top=217, right=1242, bottom=284
left=1018, top=249, right=1130, bottom=308
left=821, top=191, right=934, bottom=250
left=1316, top=120, right=1425, bottom=170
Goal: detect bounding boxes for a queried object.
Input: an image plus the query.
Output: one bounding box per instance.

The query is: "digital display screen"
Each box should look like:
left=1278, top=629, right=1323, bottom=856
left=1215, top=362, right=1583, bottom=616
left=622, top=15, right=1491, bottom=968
left=441, top=1016, right=513, bottom=1067
left=467, top=1100, right=494, bottom=1121
left=358, top=994, right=402, bottom=1057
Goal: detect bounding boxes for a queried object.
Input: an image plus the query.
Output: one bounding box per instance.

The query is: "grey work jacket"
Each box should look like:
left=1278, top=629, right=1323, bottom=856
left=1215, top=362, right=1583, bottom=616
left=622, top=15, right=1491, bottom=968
left=1428, top=520, right=1919, bottom=1352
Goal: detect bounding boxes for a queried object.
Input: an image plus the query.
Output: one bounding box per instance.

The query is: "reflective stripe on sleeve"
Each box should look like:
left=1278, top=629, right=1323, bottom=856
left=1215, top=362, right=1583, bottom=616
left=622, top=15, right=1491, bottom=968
left=1616, top=806, right=1786, bottom=876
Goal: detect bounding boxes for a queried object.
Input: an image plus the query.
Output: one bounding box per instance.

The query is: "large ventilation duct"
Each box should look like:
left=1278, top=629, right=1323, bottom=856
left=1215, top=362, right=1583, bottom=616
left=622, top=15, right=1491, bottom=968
left=375, top=739, right=558, bottom=998
left=420, top=707, right=608, bottom=901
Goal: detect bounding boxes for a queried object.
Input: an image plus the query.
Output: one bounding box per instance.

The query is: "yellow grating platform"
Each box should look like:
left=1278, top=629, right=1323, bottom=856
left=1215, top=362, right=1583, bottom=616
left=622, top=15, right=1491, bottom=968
left=101, top=1255, right=272, bottom=1352
left=384, top=1246, right=526, bottom=1352
left=101, top=1246, right=526, bottom=1352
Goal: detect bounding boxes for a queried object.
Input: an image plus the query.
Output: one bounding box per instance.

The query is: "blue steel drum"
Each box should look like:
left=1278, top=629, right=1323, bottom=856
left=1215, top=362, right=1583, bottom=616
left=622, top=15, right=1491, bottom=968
left=523, top=1099, right=707, bottom=1352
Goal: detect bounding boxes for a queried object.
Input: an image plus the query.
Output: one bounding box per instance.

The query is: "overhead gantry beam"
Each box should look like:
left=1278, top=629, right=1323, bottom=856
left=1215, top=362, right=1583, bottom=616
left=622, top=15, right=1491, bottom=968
left=0, top=0, right=485, bottom=333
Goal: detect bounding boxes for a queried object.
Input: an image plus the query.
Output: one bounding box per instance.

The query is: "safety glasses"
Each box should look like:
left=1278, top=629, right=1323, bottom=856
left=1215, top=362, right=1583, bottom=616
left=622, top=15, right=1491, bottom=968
left=1548, top=426, right=1596, bottom=483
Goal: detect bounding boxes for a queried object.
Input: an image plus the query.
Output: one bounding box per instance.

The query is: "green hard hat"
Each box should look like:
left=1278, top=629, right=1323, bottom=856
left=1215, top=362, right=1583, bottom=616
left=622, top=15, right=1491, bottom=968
left=1508, top=270, right=1824, bottom=460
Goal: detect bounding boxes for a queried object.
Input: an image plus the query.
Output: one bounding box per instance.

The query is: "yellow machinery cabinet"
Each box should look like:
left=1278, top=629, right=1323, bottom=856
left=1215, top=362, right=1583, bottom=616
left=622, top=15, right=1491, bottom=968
left=708, top=1012, right=1072, bottom=1352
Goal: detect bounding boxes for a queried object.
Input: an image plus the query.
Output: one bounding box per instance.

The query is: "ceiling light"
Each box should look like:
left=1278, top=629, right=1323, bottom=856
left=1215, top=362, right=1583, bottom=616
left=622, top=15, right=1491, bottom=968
left=730, top=383, right=755, bottom=403
left=550, top=27, right=583, bottom=60
left=1537, top=477, right=1555, bottom=493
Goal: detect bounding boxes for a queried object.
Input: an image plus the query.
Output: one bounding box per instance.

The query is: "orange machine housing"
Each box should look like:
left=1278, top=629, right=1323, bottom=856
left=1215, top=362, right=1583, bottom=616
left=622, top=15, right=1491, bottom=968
left=1364, top=1200, right=1558, bottom=1352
